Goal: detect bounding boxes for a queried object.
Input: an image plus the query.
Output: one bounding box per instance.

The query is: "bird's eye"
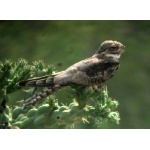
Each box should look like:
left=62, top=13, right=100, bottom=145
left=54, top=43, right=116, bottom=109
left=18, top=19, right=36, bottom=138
left=110, top=46, right=118, bottom=51
left=111, top=46, right=117, bottom=49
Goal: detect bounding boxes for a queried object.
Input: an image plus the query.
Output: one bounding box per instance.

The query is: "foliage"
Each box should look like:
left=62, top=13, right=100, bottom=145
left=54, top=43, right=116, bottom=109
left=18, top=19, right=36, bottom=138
left=0, top=59, right=120, bottom=129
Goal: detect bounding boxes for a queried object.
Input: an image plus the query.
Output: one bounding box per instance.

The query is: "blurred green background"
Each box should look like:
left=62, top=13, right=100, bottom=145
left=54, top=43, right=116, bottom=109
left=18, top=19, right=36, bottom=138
left=0, top=20, right=150, bottom=129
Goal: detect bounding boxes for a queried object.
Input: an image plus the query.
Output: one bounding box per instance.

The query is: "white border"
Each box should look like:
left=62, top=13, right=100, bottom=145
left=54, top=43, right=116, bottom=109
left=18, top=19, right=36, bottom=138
left=0, top=0, right=149, bottom=20
left=1, top=129, right=150, bottom=150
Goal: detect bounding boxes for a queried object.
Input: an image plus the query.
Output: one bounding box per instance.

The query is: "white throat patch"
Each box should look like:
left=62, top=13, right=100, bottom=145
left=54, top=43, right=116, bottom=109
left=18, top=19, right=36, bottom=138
left=105, top=54, right=121, bottom=59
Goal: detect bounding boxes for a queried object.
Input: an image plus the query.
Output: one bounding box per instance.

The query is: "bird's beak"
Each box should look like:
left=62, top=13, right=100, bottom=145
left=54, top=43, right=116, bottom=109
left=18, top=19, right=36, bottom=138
left=119, top=45, right=125, bottom=53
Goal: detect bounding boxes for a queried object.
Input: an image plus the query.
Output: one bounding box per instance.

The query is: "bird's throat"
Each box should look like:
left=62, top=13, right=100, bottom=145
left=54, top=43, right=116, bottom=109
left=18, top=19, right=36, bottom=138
left=105, top=53, right=121, bottom=59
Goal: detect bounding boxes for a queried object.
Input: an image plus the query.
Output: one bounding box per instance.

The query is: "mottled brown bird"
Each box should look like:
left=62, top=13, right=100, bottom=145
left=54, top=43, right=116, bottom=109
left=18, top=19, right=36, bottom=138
left=19, top=40, right=125, bottom=108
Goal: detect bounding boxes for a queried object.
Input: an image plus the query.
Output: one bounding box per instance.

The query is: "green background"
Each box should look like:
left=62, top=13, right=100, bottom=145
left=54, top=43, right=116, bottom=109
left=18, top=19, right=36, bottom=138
left=0, top=20, right=149, bottom=129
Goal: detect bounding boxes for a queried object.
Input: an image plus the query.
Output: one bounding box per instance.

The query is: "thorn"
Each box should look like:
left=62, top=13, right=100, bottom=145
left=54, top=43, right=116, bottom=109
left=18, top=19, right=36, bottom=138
left=22, top=104, right=27, bottom=110
left=82, top=117, right=89, bottom=124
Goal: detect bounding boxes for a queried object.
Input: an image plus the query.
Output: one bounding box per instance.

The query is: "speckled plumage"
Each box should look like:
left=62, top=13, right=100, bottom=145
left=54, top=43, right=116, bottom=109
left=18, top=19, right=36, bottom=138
left=19, top=40, right=125, bottom=108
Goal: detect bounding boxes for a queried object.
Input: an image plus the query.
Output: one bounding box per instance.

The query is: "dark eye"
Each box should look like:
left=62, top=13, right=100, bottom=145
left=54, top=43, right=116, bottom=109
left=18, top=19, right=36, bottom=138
left=110, top=46, right=118, bottom=51
left=111, top=46, right=117, bottom=49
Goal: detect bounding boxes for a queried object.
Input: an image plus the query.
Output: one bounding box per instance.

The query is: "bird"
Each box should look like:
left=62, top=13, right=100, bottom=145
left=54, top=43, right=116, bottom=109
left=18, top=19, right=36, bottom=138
left=19, top=40, right=125, bottom=108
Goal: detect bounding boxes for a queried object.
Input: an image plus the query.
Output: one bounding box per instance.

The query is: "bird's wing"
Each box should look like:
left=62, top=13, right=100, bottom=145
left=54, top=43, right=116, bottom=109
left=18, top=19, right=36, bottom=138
left=76, top=56, right=119, bottom=71
left=51, top=57, right=99, bottom=85
left=64, top=56, right=120, bottom=86
left=18, top=70, right=66, bottom=87
left=18, top=75, right=50, bottom=87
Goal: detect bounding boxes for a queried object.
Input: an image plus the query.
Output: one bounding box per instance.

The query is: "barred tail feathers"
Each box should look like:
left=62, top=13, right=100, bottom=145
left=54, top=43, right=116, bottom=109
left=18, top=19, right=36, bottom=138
left=23, top=85, right=61, bottom=109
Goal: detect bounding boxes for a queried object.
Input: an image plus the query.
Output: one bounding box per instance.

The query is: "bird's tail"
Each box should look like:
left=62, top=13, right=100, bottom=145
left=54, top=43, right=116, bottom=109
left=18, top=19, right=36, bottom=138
left=19, top=71, right=69, bottom=109
left=18, top=74, right=61, bottom=109
left=22, top=85, right=61, bottom=109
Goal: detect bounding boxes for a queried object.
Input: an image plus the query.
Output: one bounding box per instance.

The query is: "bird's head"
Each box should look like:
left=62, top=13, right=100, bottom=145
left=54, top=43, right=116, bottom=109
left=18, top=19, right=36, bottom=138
left=95, top=40, right=125, bottom=59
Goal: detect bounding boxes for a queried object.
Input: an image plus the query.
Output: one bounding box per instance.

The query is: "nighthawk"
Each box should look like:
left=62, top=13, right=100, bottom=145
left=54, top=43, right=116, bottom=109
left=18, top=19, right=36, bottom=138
left=19, top=40, right=125, bottom=108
